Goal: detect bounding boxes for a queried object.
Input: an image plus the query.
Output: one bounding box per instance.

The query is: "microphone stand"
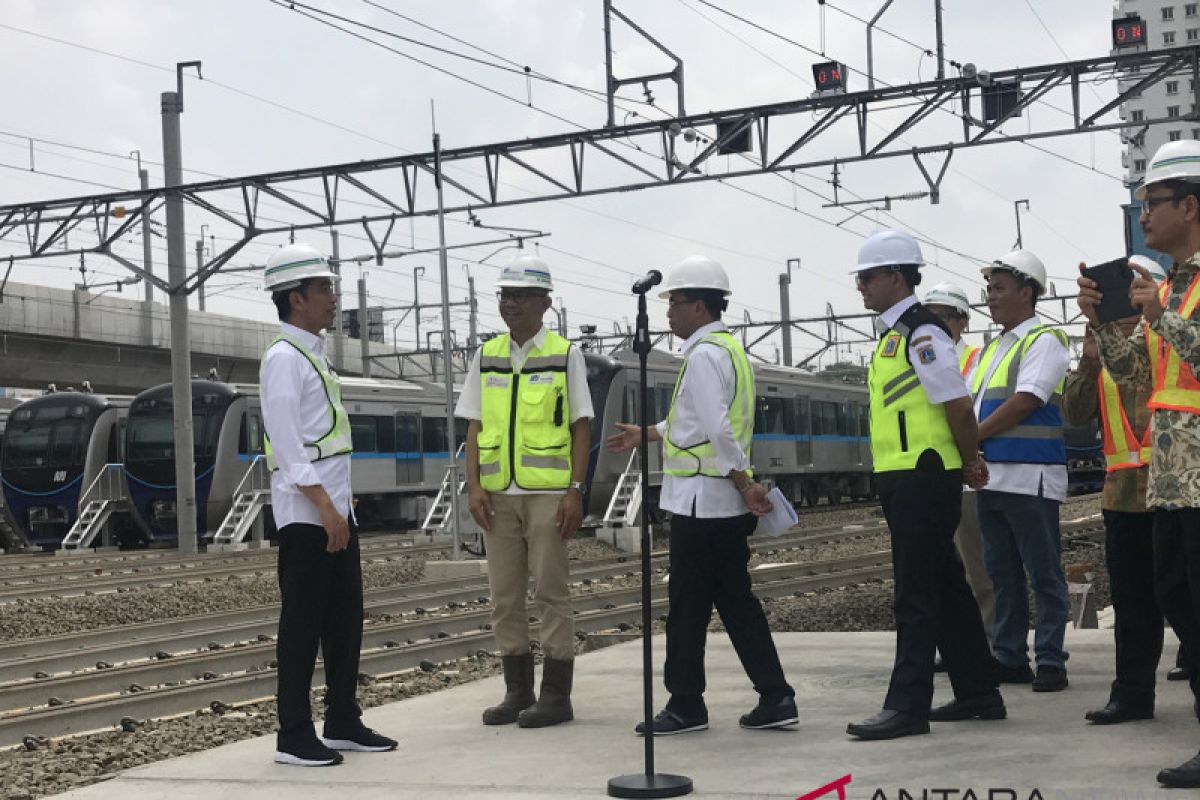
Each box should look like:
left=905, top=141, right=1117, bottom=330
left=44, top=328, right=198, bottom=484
left=608, top=282, right=692, bottom=799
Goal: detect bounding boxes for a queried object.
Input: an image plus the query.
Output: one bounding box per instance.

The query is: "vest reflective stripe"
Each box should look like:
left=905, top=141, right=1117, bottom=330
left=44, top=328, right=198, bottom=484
left=959, top=345, right=981, bottom=377
left=261, top=335, right=354, bottom=471
left=478, top=332, right=573, bottom=491
left=1147, top=273, right=1200, bottom=413
left=868, top=316, right=962, bottom=473
left=663, top=332, right=755, bottom=478
left=1098, top=370, right=1152, bottom=472
left=970, top=325, right=1067, bottom=465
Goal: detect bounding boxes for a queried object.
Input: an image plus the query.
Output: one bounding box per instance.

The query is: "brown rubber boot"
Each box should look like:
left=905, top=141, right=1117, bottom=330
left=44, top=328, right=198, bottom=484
left=517, top=658, right=574, bottom=728
left=482, top=653, right=536, bottom=725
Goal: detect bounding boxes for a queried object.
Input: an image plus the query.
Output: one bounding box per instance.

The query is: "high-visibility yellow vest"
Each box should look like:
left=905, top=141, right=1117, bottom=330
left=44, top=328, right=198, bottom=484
left=1147, top=272, right=1200, bottom=413
left=959, top=344, right=981, bottom=378
left=1098, top=370, right=1152, bottom=472
left=663, top=331, right=755, bottom=478
left=477, top=332, right=573, bottom=491
left=868, top=304, right=962, bottom=473
left=971, top=324, right=1068, bottom=465
left=261, top=333, right=353, bottom=470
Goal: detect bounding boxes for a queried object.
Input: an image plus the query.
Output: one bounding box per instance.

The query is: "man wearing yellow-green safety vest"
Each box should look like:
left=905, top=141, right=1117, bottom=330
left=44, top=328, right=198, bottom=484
left=457, top=254, right=593, bottom=729
left=260, top=243, right=397, bottom=768
left=972, top=249, right=1071, bottom=693
left=606, top=255, right=797, bottom=736
left=923, top=282, right=995, bottom=650
left=845, top=231, right=1001, bottom=742
left=1077, top=138, right=1200, bottom=788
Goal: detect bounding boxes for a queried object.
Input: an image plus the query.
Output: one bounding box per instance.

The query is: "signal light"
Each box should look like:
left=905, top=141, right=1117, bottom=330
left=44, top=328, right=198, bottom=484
left=1112, top=16, right=1146, bottom=49
left=812, top=61, right=848, bottom=93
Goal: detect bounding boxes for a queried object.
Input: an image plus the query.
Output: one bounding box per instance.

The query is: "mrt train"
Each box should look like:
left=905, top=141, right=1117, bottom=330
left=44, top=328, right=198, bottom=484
left=583, top=349, right=872, bottom=518
left=123, top=377, right=466, bottom=539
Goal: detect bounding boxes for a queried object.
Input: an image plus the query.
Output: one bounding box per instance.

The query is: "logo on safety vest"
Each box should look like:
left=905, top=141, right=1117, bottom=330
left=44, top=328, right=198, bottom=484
left=526, top=373, right=556, bottom=384
left=485, top=375, right=510, bottom=389
left=881, top=334, right=902, bottom=358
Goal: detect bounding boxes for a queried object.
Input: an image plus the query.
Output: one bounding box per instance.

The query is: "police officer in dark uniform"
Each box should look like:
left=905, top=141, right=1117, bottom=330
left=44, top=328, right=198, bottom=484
left=846, top=230, right=1004, bottom=740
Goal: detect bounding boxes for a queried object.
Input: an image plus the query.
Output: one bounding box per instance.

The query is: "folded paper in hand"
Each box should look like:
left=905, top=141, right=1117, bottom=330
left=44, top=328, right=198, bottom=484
left=758, top=486, right=798, bottom=536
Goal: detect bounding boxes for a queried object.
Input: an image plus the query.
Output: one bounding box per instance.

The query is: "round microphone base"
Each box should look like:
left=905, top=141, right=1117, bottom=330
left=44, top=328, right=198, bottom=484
left=607, top=773, right=694, bottom=798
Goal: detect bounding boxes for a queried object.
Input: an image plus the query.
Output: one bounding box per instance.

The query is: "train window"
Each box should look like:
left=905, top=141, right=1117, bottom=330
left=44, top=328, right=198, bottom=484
left=127, top=417, right=175, bottom=461
left=836, top=404, right=852, bottom=437
left=858, top=405, right=870, bottom=437
left=422, top=417, right=448, bottom=454
left=377, top=417, right=396, bottom=453
left=192, top=413, right=216, bottom=459
left=395, top=414, right=420, bottom=453
left=349, top=415, right=378, bottom=452
left=248, top=414, right=263, bottom=454
left=5, top=426, right=50, bottom=467
left=49, top=420, right=83, bottom=467
left=812, top=401, right=839, bottom=436
left=793, top=397, right=810, bottom=435
left=755, top=396, right=787, bottom=434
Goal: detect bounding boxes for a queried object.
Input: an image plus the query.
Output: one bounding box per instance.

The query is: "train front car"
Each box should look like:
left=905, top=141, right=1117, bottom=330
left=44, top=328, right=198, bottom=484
left=124, top=381, right=243, bottom=540
left=0, top=392, right=125, bottom=548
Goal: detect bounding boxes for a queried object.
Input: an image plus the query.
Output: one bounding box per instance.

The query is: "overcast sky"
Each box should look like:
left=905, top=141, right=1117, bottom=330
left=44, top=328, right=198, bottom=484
left=0, top=1, right=1132, bottom=365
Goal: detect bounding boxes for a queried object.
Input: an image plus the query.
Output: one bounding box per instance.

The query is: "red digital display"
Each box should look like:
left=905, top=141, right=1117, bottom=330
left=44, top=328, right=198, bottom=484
left=813, top=61, right=847, bottom=91
left=1113, top=16, right=1146, bottom=48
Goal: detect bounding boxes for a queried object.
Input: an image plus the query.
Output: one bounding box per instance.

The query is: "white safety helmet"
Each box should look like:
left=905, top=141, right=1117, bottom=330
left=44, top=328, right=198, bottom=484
left=923, top=281, right=972, bottom=317
left=494, top=253, right=554, bottom=291
left=850, top=229, right=924, bottom=274
left=657, top=255, right=732, bottom=299
left=263, top=243, right=338, bottom=292
left=1134, top=140, right=1200, bottom=200
left=981, top=249, right=1048, bottom=295
left=1129, top=253, right=1169, bottom=281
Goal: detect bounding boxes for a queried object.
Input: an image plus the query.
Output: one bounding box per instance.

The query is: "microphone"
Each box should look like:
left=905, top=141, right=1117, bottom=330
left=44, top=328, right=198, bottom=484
left=631, top=269, right=663, bottom=295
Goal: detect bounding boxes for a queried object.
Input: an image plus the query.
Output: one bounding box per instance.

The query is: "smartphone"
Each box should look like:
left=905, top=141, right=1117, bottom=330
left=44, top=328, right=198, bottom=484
left=1081, top=258, right=1138, bottom=324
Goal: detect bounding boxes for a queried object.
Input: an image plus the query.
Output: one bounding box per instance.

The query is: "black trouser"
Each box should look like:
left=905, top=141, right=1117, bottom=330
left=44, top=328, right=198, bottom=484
left=663, top=511, right=793, bottom=717
left=877, top=455, right=996, bottom=716
left=276, top=523, right=364, bottom=745
left=1153, top=508, right=1200, bottom=700
left=1102, top=510, right=1163, bottom=704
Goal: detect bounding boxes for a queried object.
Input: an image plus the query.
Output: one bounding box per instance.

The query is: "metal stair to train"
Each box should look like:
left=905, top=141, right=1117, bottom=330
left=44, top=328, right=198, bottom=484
left=211, top=456, right=271, bottom=549
left=602, top=451, right=642, bottom=529
left=421, top=444, right=480, bottom=538
left=58, top=464, right=127, bottom=552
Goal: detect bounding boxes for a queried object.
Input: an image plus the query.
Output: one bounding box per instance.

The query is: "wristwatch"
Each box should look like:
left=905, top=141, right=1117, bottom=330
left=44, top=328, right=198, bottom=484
left=568, top=481, right=587, bottom=494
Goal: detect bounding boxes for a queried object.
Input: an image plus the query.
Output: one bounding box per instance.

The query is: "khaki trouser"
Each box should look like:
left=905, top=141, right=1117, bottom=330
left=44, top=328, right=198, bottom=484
left=955, top=491, right=996, bottom=637
left=486, top=493, right=574, bottom=661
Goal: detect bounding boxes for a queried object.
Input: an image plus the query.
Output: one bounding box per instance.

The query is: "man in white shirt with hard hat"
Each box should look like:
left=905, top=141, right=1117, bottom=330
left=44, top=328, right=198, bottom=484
left=457, top=254, right=593, bottom=729
left=923, top=282, right=995, bottom=652
left=847, top=231, right=1001, bottom=741
left=971, top=250, right=1071, bottom=693
left=260, top=243, right=397, bottom=767
left=607, top=255, right=797, bottom=736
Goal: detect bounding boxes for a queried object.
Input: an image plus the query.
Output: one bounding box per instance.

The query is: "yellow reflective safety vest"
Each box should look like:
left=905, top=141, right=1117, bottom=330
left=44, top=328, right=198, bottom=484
left=663, top=331, right=755, bottom=478
left=1147, top=272, right=1200, bottom=413
left=970, top=324, right=1068, bottom=464
left=1098, top=370, right=1152, bottom=472
left=261, top=333, right=354, bottom=470
left=477, top=331, right=573, bottom=491
left=959, top=344, right=981, bottom=378
left=868, top=303, right=962, bottom=473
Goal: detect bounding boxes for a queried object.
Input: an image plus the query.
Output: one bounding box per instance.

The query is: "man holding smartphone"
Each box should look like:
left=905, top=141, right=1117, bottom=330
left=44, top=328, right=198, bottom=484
left=1078, top=139, right=1200, bottom=788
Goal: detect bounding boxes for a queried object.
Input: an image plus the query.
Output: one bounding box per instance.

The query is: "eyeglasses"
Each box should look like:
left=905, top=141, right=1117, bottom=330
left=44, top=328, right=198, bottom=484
left=1141, top=192, right=1188, bottom=215
left=667, top=296, right=700, bottom=309
left=854, top=268, right=890, bottom=286
left=496, top=290, right=547, bottom=304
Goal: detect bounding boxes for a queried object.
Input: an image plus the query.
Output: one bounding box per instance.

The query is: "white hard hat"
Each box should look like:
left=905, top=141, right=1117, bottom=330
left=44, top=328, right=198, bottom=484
left=1134, top=140, right=1200, bottom=200
left=851, top=229, right=924, bottom=274
left=494, top=253, right=554, bottom=291
left=657, top=255, right=732, bottom=299
left=923, top=282, right=972, bottom=317
left=1129, top=254, right=1169, bottom=281
left=263, top=243, right=337, bottom=292
left=982, top=249, right=1048, bottom=295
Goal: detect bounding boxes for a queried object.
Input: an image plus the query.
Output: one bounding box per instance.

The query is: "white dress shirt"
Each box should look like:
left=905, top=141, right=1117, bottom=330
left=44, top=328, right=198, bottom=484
left=261, top=322, right=354, bottom=528
left=455, top=325, right=594, bottom=496
left=654, top=321, right=753, bottom=518
left=878, top=295, right=969, bottom=404
left=971, top=315, right=1069, bottom=502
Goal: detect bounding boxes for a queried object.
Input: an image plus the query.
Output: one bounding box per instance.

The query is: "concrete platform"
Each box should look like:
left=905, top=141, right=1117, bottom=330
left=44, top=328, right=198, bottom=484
left=49, top=629, right=1197, bottom=799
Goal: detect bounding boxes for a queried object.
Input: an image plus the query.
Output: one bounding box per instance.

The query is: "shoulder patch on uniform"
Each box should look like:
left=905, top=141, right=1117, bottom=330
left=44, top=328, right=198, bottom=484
left=881, top=334, right=902, bottom=358
left=916, top=345, right=937, bottom=364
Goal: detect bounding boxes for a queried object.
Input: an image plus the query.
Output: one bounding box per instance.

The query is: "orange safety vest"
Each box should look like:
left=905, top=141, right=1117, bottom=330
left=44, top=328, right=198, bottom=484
left=1146, top=272, right=1200, bottom=413
left=959, top=344, right=981, bottom=377
left=1097, top=370, right=1151, bottom=472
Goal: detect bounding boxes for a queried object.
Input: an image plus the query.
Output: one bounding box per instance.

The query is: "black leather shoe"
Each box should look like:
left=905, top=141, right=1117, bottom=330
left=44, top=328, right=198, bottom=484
left=634, top=709, right=708, bottom=736
left=1168, top=665, right=1194, bottom=682
left=1032, top=665, right=1068, bottom=692
left=1158, top=752, right=1200, bottom=788
left=929, top=690, right=1006, bottom=722
left=994, top=660, right=1035, bottom=684
left=740, top=696, right=799, bottom=730
left=1084, top=699, right=1154, bottom=725
left=846, top=709, right=930, bottom=740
